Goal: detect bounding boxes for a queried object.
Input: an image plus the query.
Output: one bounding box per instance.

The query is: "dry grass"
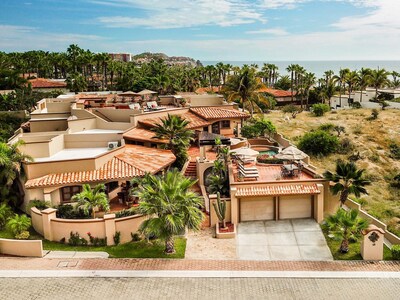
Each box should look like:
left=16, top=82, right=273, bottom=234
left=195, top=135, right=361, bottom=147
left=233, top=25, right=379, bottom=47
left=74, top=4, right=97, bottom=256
left=265, top=108, right=400, bottom=234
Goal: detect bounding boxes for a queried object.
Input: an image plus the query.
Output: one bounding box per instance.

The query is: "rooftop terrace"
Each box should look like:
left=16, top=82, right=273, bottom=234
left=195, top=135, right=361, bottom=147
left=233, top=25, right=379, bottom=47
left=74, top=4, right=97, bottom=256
left=34, top=147, right=109, bottom=162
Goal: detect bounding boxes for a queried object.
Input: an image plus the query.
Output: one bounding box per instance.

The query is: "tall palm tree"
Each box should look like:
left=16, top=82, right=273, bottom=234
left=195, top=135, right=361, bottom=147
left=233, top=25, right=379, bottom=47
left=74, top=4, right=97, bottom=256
left=286, top=64, right=296, bottom=102
left=391, top=71, right=400, bottom=88
left=323, top=161, right=370, bottom=207
left=152, top=114, right=194, bottom=169
left=332, top=68, right=350, bottom=107
left=357, top=68, right=372, bottom=103
left=344, top=70, right=358, bottom=103
left=303, top=72, right=316, bottom=109
left=71, top=184, right=109, bottom=219
left=370, top=69, right=390, bottom=99
left=324, top=70, right=334, bottom=84
left=324, top=208, right=368, bottom=253
left=224, top=66, right=271, bottom=117
left=132, top=169, right=204, bottom=253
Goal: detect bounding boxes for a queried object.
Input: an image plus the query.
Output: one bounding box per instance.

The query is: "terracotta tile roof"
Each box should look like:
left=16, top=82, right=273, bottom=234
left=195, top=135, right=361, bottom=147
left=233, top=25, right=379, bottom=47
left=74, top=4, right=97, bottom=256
left=29, top=78, right=67, bottom=89
left=138, top=112, right=211, bottom=130
left=257, top=87, right=294, bottom=98
left=195, top=86, right=221, bottom=94
left=190, top=107, right=249, bottom=120
left=25, top=145, right=175, bottom=188
left=235, top=184, right=320, bottom=197
left=123, top=128, right=168, bottom=144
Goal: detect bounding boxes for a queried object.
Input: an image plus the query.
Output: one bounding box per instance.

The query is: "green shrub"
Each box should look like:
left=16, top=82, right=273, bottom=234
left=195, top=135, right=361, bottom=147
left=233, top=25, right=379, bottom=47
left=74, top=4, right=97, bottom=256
left=15, top=230, right=30, bottom=240
left=298, top=130, right=339, bottom=156
left=113, top=231, right=121, bottom=245
left=390, top=173, right=400, bottom=188
left=367, top=109, right=379, bottom=120
left=115, top=208, right=137, bottom=218
left=56, top=204, right=91, bottom=219
left=351, top=102, right=362, bottom=109
left=26, top=199, right=51, bottom=212
left=131, top=232, right=141, bottom=242
left=312, top=103, right=330, bottom=117
left=337, top=138, right=354, bottom=154
left=391, top=245, right=400, bottom=260
left=241, top=118, right=276, bottom=138
left=6, top=214, right=31, bottom=237
left=68, top=231, right=88, bottom=246
left=257, top=155, right=283, bottom=164
left=87, top=232, right=107, bottom=246
left=0, top=203, right=13, bottom=229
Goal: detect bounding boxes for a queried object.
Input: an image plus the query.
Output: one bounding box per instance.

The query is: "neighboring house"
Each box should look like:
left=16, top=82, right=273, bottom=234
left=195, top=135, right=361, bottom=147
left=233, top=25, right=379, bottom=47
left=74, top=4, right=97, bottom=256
left=330, top=88, right=400, bottom=109
left=257, top=87, right=297, bottom=106
left=28, top=78, right=69, bottom=93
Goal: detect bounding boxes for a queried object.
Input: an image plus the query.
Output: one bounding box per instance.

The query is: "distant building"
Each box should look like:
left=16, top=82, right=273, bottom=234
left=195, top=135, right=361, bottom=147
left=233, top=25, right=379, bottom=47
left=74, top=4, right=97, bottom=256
left=109, top=53, right=132, bottom=62
left=28, top=78, right=68, bottom=93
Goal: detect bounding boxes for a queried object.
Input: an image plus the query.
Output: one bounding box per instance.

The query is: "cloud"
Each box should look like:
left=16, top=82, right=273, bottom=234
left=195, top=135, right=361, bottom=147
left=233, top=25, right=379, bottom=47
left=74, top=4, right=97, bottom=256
left=246, top=27, right=289, bottom=35
left=93, top=0, right=265, bottom=29
left=258, top=0, right=310, bottom=9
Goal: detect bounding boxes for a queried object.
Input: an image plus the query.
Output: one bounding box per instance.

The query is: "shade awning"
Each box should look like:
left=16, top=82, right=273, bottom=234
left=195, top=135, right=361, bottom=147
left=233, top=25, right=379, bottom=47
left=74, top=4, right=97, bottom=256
left=198, top=131, right=231, bottom=146
left=230, top=147, right=259, bottom=157
left=275, top=146, right=307, bottom=160
left=137, top=89, right=157, bottom=95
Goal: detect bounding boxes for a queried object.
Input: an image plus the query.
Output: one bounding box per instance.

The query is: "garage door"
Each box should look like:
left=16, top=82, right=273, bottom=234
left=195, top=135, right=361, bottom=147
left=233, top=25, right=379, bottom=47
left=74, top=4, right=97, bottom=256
left=279, top=195, right=312, bottom=219
left=240, top=197, right=274, bottom=222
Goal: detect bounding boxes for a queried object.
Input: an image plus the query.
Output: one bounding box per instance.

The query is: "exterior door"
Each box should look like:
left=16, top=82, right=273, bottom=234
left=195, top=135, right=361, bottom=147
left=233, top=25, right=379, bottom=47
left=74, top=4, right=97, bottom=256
left=279, top=195, right=312, bottom=219
left=240, top=197, right=274, bottom=221
left=212, top=122, right=220, bottom=134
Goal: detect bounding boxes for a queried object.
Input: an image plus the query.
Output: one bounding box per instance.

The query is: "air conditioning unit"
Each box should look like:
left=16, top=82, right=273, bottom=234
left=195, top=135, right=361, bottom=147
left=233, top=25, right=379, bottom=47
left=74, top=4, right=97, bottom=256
left=108, top=141, right=119, bottom=150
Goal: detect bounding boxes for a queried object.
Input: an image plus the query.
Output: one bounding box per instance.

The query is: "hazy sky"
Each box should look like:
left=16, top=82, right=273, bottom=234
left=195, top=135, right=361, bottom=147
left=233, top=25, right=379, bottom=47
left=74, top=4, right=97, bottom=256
left=1, top=0, right=399, bottom=61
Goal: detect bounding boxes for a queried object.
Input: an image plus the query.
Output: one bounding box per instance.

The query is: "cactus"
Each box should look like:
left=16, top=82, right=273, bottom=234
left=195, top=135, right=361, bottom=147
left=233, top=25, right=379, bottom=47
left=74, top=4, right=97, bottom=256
left=212, top=192, right=227, bottom=229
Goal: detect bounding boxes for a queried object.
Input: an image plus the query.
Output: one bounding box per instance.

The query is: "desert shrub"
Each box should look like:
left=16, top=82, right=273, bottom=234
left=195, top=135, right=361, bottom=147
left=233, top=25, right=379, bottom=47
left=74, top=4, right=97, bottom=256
left=311, top=103, right=330, bottom=116
left=352, top=124, right=362, bottom=135
left=6, top=214, right=31, bottom=237
left=391, top=245, right=400, bottom=260
left=298, top=130, right=339, bottom=156
left=369, top=152, right=380, bottom=163
left=390, top=173, right=400, bottom=188
left=113, top=231, right=121, bottom=245
left=131, top=232, right=141, bottom=242
left=337, top=138, right=354, bottom=154
left=241, top=118, right=276, bottom=138
left=26, top=199, right=51, bottom=212
left=351, top=102, right=362, bottom=109
left=115, top=208, right=137, bottom=218
left=68, top=231, right=88, bottom=246
left=389, top=142, right=400, bottom=160
left=367, top=109, right=379, bottom=120
left=56, top=204, right=91, bottom=219
left=348, top=151, right=362, bottom=162
left=333, top=125, right=345, bottom=136
left=257, top=155, right=283, bottom=164
left=318, top=123, right=335, bottom=132
left=281, top=104, right=301, bottom=118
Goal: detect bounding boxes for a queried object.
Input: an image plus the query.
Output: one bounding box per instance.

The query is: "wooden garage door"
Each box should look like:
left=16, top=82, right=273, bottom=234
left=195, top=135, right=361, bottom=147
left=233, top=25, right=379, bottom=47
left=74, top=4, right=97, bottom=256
left=240, top=197, right=274, bottom=222
left=279, top=195, right=312, bottom=219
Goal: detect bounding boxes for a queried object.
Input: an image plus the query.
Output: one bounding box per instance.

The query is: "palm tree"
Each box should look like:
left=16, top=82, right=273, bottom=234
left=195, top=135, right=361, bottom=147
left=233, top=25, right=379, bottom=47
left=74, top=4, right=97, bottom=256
left=152, top=114, right=194, bottom=169
left=333, top=68, right=349, bottom=107
left=369, top=69, right=390, bottom=100
left=324, top=208, right=368, bottom=253
left=324, top=70, right=334, bottom=84
left=323, top=161, right=370, bottom=207
left=0, top=141, right=33, bottom=207
left=357, top=68, right=372, bottom=103
left=132, top=169, right=204, bottom=253
left=303, top=72, right=316, bottom=109
left=71, top=184, right=109, bottom=219
left=345, top=70, right=358, bottom=103
left=286, top=64, right=296, bottom=102
left=224, top=66, right=271, bottom=117
left=391, top=71, right=400, bottom=88
left=6, top=214, right=31, bottom=236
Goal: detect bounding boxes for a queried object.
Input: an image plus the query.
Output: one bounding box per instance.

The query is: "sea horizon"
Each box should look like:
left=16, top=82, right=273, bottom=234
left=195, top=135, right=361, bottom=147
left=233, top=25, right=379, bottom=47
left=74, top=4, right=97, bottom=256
left=202, top=60, right=400, bottom=79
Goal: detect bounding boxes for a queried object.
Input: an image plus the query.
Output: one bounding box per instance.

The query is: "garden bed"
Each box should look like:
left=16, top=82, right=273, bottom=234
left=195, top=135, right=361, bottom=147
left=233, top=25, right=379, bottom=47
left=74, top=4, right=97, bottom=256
left=215, top=222, right=236, bottom=239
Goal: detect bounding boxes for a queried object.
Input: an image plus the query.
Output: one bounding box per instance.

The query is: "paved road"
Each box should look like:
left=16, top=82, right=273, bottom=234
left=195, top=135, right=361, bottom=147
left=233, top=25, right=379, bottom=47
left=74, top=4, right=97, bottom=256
left=1, top=277, right=400, bottom=300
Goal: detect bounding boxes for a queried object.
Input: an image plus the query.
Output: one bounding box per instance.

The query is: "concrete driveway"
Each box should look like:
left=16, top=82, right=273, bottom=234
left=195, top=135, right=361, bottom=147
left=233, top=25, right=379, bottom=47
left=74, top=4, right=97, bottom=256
left=237, top=219, right=333, bottom=261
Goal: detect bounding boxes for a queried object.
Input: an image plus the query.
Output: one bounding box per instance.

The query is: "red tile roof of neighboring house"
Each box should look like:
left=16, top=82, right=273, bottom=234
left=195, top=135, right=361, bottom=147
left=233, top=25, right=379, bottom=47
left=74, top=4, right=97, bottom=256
left=235, top=184, right=320, bottom=197
left=29, top=78, right=67, bottom=89
left=138, top=112, right=211, bottom=130
left=123, top=127, right=168, bottom=144
left=190, top=107, right=249, bottom=120
left=25, top=145, right=175, bottom=188
left=257, top=87, right=293, bottom=98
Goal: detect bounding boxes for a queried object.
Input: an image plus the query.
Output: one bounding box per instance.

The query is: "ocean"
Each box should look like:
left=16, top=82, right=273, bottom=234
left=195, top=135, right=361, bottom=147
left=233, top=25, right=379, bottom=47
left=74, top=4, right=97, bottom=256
left=202, top=60, right=400, bottom=79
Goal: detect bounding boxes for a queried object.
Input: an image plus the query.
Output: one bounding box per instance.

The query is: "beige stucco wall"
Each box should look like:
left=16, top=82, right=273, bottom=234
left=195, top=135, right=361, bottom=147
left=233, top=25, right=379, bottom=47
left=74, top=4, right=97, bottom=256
left=187, top=95, right=224, bottom=106
left=31, top=207, right=44, bottom=235
left=24, top=189, right=45, bottom=209
left=0, top=238, right=43, bottom=257
left=115, top=215, right=146, bottom=244
left=20, top=142, right=51, bottom=158
left=51, top=218, right=106, bottom=242
left=68, top=118, right=97, bottom=133
left=46, top=101, right=72, bottom=113
left=30, top=119, right=68, bottom=132
left=64, top=133, right=123, bottom=148
left=93, top=108, right=135, bottom=123
left=361, top=227, right=385, bottom=260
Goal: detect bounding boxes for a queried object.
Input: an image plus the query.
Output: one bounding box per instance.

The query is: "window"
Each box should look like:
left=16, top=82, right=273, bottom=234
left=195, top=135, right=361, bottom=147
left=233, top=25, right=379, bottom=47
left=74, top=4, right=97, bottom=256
left=106, top=181, right=119, bottom=193
left=221, top=120, right=230, bottom=128
left=61, top=186, right=81, bottom=203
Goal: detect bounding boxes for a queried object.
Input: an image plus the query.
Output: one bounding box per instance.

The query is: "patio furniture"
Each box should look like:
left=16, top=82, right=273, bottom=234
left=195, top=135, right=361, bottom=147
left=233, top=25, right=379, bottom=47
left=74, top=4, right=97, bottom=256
left=282, top=164, right=299, bottom=177
left=146, top=101, right=165, bottom=111
left=238, top=163, right=259, bottom=180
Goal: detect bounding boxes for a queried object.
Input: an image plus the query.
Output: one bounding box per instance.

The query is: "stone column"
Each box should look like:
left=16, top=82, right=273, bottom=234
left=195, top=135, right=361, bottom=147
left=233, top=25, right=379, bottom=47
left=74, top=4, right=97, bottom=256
left=361, top=225, right=385, bottom=261
left=41, top=208, right=57, bottom=241
left=103, top=214, right=116, bottom=246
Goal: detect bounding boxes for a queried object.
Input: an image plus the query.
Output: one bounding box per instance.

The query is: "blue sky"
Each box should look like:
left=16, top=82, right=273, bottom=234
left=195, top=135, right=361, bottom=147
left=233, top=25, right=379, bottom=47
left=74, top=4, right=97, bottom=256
left=0, top=0, right=399, bottom=60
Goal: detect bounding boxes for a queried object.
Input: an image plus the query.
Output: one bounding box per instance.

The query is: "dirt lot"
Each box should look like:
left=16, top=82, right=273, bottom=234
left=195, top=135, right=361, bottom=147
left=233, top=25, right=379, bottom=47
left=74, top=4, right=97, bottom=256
left=265, top=108, right=400, bottom=234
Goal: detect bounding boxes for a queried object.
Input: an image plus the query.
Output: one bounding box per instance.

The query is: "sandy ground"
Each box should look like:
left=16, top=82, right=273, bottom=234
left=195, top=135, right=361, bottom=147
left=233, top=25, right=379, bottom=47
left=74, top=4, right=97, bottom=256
left=185, top=227, right=237, bottom=260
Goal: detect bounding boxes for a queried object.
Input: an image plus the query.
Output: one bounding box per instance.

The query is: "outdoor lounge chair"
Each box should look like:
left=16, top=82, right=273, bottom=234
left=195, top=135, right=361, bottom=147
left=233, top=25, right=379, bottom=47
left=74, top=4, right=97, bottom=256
left=146, top=101, right=166, bottom=111
left=239, top=168, right=259, bottom=180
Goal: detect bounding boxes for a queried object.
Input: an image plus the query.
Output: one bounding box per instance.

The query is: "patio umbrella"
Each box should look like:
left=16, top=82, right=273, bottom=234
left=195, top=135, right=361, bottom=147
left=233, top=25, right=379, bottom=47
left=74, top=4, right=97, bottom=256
left=230, top=147, right=259, bottom=157
left=275, top=146, right=307, bottom=161
left=137, top=89, right=157, bottom=95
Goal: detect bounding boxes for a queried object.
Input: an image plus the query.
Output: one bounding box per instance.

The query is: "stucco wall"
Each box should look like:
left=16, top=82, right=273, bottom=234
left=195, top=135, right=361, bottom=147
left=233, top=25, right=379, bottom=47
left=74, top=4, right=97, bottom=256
left=115, top=215, right=145, bottom=244
left=31, top=207, right=44, bottom=235
left=64, top=132, right=123, bottom=148
left=187, top=95, right=224, bottom=106
left=51, top=218, right=106, bottom=242
left=0, top=238, right=43, bottom=257
left=30, top=119, right=68, bottom=132
left=68, top=118, right=97, bottom=133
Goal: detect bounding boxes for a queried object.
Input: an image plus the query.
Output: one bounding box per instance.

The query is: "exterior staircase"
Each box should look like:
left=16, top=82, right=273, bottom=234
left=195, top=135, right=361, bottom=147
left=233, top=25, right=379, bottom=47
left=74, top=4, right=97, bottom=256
left=184, top=161, right=197, bottom=180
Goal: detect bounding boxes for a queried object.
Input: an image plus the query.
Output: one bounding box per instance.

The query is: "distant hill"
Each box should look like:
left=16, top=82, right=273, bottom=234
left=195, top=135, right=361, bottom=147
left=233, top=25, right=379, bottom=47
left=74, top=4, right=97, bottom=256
left=132, top=52, right=201, bottom=67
